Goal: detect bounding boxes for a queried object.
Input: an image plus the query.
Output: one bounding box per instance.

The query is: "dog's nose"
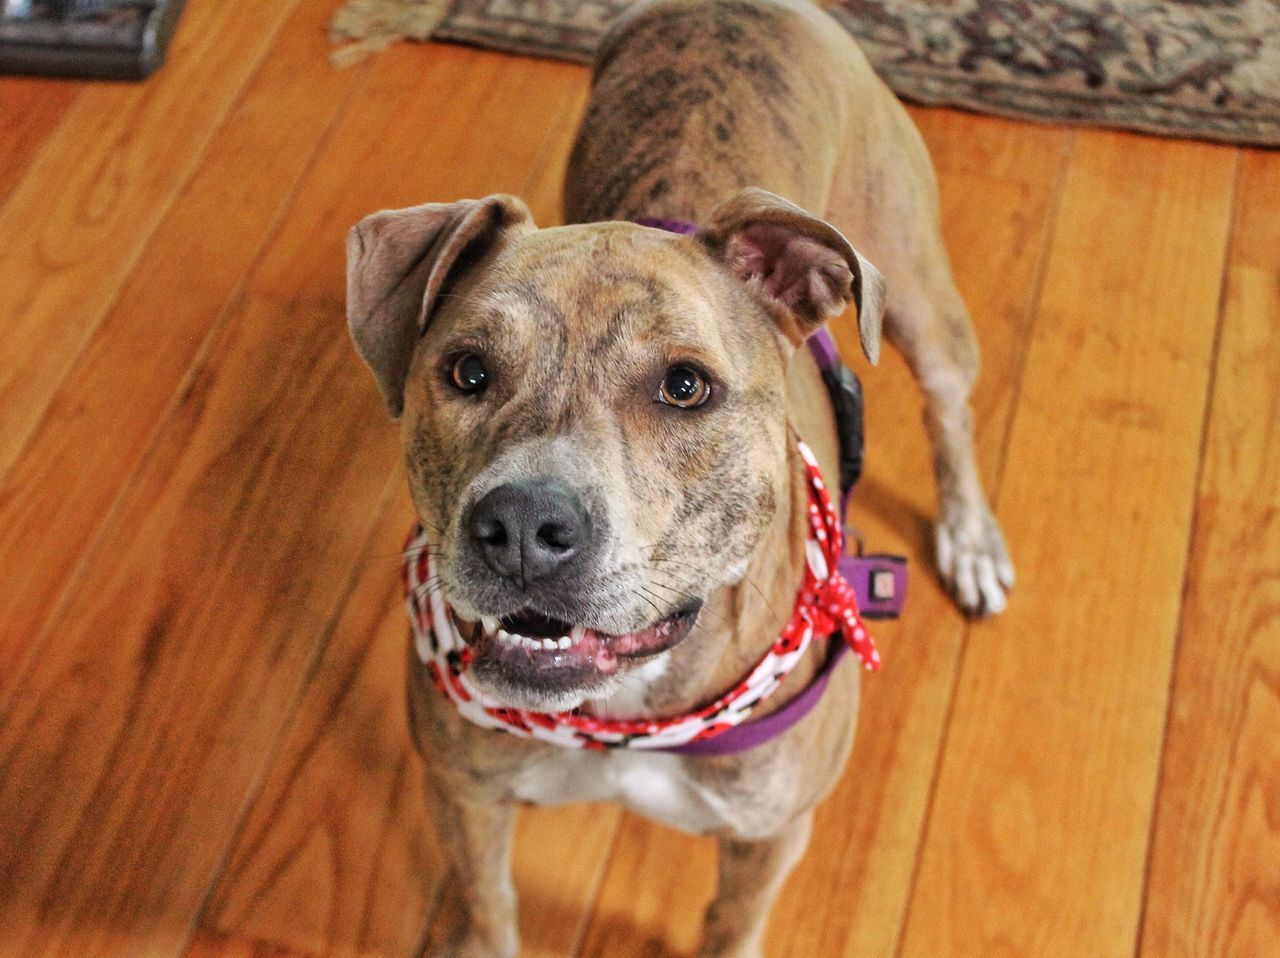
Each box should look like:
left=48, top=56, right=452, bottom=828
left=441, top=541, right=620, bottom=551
left=468, top=480, right=591, bottom=585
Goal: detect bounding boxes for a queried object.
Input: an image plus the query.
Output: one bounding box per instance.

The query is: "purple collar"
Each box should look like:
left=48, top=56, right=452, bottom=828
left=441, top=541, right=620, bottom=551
left=637, top=216, right=907, bottom=756
left=635, top=216, right=700, bottom=236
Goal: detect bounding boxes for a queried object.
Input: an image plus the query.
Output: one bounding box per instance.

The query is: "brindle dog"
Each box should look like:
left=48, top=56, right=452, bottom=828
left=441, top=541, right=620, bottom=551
left=345, top=0, right=1014, bottom=954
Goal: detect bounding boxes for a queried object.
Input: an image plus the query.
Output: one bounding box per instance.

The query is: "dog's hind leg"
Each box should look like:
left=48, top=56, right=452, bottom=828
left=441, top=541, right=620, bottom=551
left=421, top=771, right=519, bottom=958
left=696, top=813, right=813, bottom=958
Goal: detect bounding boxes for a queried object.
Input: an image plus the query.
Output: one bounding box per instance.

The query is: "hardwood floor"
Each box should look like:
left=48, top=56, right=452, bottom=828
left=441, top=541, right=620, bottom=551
left=0, top=2, right=1274, bottom=955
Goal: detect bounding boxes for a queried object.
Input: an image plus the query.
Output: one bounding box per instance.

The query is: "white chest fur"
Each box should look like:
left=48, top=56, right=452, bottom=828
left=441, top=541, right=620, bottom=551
left=512, top=748, right=734, bottom=834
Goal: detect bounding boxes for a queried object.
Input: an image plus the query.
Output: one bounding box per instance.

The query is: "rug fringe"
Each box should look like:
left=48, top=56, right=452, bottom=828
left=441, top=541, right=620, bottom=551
left=329, top=0, right=453, bottom=67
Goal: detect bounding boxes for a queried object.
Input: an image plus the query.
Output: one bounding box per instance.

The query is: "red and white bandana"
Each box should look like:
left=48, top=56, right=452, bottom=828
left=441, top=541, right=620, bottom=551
left=402, top=440, right=879, bottom=751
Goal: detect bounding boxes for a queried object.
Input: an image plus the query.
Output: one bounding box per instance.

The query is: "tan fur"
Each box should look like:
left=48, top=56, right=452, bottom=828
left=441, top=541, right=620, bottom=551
left=345, top=1, right=1014, bottom=954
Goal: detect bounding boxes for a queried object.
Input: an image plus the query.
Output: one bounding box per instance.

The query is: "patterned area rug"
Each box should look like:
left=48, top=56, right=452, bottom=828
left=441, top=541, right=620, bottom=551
left=330, top=0, right=1280, bottom=146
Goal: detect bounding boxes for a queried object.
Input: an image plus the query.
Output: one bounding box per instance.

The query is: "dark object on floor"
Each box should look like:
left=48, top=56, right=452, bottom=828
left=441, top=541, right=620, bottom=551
left=0, top=0, right=187, bottom=79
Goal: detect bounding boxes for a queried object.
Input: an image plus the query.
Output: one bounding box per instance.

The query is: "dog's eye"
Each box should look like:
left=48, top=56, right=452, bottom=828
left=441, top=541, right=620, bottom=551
left=657, top=365, right=712, bottom=409
left=449, top=353, right=490, bottom=395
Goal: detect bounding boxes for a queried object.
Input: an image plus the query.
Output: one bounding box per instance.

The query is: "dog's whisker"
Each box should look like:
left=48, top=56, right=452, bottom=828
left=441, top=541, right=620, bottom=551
left=645, top=578, right=731, bottom=627
left=404, top=515, right=447, bottom=536
left=381, top=545, right=444, bottom=564
left=631, top=588, right=667, bottom=623
left=410, top=575, right=445, bottom=599
left=637, top=586, right=676, bottom=621
left=742, top=575, right=782, bottom=622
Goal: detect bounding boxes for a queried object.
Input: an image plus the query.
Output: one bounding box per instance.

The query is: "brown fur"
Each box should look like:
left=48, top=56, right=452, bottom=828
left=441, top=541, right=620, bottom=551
left=345, top=1, right=1014, bottom=954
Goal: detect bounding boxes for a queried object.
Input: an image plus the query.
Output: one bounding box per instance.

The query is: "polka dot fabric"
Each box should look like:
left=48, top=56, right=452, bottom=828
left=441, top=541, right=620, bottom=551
left=402, top=440, right=879, bottom=751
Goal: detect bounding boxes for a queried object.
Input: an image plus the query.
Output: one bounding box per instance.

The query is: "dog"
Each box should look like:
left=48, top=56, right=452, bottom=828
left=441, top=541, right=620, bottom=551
left=344, top=0, right=1014, bottom=954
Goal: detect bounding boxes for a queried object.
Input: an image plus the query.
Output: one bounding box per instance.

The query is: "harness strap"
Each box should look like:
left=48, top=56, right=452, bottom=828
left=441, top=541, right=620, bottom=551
left=661, top=328, right=903, bottom=756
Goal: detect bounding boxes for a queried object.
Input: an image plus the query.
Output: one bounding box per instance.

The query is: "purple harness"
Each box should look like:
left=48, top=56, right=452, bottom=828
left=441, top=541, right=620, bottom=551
left=637, top=217, right=907, bottom=756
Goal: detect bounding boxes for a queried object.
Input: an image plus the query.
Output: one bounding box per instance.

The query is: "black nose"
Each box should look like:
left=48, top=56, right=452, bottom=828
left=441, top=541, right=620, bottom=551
left=468, top=480, right=591, bottom=586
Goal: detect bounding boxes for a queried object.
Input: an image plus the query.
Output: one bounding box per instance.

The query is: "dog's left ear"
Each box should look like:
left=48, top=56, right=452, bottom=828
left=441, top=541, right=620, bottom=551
left=700, top=188, right=885, bottom=364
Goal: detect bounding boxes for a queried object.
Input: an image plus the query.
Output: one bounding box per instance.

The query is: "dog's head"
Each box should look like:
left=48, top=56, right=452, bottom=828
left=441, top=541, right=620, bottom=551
left=347, top=189, right=884, bottom=710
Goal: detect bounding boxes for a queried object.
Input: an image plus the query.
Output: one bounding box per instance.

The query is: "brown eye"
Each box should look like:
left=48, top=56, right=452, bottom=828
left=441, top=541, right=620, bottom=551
left=657, top=365, right=712, bottom=409
left=449, top=353, right=490, bottom=395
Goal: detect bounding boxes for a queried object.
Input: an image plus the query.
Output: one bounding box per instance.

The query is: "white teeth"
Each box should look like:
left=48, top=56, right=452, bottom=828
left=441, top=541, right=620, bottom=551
left=480, top=616, right=499, bottom=635
left=494, top=626, right=582, bottom=652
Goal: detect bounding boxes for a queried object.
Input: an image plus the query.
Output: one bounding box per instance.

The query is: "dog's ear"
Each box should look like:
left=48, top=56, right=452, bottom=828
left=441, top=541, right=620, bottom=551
left=346, top=194, right=534, bottom=417
left=700, top=188, right=885, bottom=364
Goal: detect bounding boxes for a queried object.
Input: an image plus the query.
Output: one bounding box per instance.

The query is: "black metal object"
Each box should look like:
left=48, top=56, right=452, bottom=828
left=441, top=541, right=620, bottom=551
left=0, top=0, right=187, bottom=80
left=820, top=360, right=866, bottom=500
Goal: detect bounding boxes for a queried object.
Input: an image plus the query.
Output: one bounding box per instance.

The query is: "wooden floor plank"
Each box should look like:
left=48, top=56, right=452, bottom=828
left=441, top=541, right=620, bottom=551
left=185, top=494, right=443, bottom=958
left=420, top=804, right=623, bottom=958
left=511, top=804, right=623, bottom=958
left=0, top=45, right=586, bottom=958
left=186, top=51, right=596, bottom=958
left=577, top=814, right=717, bottom=958
left=0, top=0, right=374, bottom=706
left=1138, top=150, right=1280, bottom=958
left=898, top=131, right=1238, bottom=958
left=0, top=76, right=78, bottom=209
left=0, top=0, right=303, bottom=486
left=562, top=112, right=1071, bottom=958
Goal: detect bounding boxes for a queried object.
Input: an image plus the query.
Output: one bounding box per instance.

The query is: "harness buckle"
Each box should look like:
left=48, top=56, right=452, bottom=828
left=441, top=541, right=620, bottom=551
left=839, top=550, right=908, bottom=620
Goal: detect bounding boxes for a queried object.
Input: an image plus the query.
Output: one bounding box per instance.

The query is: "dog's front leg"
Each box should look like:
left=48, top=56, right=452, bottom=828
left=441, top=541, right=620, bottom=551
left=422, top=771, right=519, bottom=958
left=884, top=276, right=1016, bottom=616
left=696, top=813, right=814, bottom=958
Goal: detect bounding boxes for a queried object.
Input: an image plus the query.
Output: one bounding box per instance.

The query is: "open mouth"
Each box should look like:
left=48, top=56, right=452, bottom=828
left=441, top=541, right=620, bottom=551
left=454, top=605, right=701, bottom=679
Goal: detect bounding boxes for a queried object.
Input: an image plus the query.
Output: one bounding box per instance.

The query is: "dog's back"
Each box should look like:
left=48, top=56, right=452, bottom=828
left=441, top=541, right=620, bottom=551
left=564, top=0, right=894, bottom=226
left=564, top=0, right=1015, bottom=619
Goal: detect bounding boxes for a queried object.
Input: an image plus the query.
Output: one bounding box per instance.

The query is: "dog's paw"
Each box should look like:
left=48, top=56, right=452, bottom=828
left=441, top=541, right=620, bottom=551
left=935, top=503, right=1015, bottom=616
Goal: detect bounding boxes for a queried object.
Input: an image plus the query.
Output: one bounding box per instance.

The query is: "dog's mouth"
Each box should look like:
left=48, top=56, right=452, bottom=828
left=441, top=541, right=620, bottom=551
left=453, top=604, right=701, bottom=691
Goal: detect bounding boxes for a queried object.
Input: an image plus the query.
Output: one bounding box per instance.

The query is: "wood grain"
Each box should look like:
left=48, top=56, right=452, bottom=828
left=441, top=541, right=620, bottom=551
left=0, top=76, right=77, bottom=209
left=0, top=0, right=373, bottom=706
left=418, top=803, right=624, bottom=958
left=899, top=131, right=1239, bottom=957
left=1138, top=149, right=1280, bottom=957
left=186, top=50, right=596, bottom=958
left=0, top=0, right=302, bottom=485
left=186, top=493, right=442, bottom=958
left=577, top=814, right=718, bottom=958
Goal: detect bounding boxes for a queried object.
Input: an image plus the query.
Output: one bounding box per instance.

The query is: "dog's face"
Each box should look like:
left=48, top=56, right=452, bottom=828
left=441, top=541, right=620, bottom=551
left=347, top=190, right=882, bottom=710
left=403, top=224, right=787, bottom=709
